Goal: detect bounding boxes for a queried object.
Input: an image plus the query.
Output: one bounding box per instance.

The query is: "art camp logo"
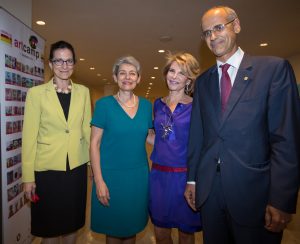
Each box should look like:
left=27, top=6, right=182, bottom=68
left=14, top=35, right=40, bottom=60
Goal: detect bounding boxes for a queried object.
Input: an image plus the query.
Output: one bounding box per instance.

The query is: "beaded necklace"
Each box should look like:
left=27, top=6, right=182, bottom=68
left=117, top=92, right=136, bottom=108
left=53, top=79, right=72, bottom=94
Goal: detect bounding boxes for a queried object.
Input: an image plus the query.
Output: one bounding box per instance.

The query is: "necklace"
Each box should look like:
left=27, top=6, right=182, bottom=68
left=161, top=100, right=174, bottom=139
left=165, top=94, right=186, bottom=109
left=53, top=80, right=72, bottom=94
left=117, top=92, right=136, bottom=108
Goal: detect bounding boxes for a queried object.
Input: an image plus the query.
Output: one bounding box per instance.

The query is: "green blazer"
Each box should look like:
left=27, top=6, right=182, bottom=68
left=22, top=79, right=91, bottom=182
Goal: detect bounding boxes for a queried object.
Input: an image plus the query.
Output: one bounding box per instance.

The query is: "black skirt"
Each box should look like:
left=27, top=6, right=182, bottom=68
left=31, top=163, right=87, bottom=237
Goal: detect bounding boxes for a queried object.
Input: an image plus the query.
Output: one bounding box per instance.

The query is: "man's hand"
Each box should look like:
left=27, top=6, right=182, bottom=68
left=184, top=184, right=197, bottom=211
left=265, top=204, right=292, bottom=232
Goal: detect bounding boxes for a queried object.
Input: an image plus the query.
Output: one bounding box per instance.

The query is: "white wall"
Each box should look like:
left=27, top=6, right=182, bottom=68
left=0, top=0, right=32, bottom=27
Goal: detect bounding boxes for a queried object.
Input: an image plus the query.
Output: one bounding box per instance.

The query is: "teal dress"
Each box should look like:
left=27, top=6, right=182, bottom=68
left=90, top=96, right=152, bottom=237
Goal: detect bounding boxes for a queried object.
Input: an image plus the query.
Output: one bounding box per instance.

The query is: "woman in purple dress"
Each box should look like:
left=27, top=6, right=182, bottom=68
left=149, top=52, right=201, bottom=243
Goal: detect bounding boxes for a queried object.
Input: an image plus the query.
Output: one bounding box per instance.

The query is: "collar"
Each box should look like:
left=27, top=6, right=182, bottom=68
left=217, top=47, right=244, bottom=69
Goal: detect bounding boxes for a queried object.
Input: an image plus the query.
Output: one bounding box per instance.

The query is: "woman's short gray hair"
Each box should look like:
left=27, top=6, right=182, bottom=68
left=112, top=56, right=141, bottom=76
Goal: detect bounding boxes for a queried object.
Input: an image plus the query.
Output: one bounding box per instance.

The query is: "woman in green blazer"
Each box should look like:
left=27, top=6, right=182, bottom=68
left=22, top=40, right=91, bottom=244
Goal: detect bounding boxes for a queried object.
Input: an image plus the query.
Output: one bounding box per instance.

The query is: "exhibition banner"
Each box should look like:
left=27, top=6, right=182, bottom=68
left=0, top=7, right=45, bottom=244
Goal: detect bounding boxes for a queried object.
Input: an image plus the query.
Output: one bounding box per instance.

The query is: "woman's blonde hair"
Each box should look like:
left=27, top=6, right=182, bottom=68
left=163, top=52, right=200, bottom=94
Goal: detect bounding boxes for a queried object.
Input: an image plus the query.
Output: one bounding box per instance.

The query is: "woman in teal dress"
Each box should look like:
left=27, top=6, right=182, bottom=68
left=90, top=56, right=153, bottom=243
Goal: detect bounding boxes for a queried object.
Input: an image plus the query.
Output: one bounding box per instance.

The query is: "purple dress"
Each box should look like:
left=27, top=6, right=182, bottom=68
left=149, top=98, right=201, bottom=233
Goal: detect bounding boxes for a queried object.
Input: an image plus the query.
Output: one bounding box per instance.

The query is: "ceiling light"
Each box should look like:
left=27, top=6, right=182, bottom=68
left=97, top=74, right=101, bottom=76
left=158, top=50, right=165, bottom=53
left=90, top=67, right=95, bottom=70
left=102, top=78, right=107, bottom=81
left=79, top=58, right=85, bottom=61
left=154, top=67, right=159, bottom=70
left=36, top=20, right=46, bottom=25
left=151, top=77, right=155, bottom=79
left=149, top=83, right=153, bottom=85
left=260, top=43, right=268, bottom=47
left=148, top=87, right=151, bottom=89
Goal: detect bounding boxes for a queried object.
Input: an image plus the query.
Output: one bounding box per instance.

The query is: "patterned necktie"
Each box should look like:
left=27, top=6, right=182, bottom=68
left=220, top=63, right=232, bottom=113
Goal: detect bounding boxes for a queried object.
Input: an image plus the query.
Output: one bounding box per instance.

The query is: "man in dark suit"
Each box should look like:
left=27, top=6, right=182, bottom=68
left=184, top=6, right=300, bottom=244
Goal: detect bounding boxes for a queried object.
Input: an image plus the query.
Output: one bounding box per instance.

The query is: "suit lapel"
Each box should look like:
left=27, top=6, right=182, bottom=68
left=45, top=79, right=67, bottom=124
left=221, top=54, right=253, bottom=124
left=207, top=65, right=222, bottom=123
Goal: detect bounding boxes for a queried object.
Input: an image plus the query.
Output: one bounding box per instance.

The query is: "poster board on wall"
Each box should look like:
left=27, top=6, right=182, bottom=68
left=0, top=7, right=45, bottom=244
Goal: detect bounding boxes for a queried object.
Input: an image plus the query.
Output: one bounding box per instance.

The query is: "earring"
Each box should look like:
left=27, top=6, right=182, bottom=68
left=185, top=81, right=192, bottom=94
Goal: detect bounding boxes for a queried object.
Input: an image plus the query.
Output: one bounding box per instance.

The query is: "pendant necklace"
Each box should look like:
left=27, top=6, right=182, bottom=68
left=161, top=98, right=174, bottom=139
left=117, top=92, right=136, bottom=108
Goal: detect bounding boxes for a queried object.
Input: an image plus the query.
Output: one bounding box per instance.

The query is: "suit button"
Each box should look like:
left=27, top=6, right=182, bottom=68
left=65, top=129, right=69, bottom=133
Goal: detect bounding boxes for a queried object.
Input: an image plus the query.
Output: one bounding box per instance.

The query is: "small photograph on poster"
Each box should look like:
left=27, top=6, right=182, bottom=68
left=8, top=204, right=15, bottom=219
left=7, top=167, right=22, bottom=185
left=6, top=154, right=22, bottom=169
left=6, top=121, right=13, bottom=134
left=25, top=78, right=34, bottom=88
left=21, top=63, right=25, bottom=73
left=22, top=91, right=27, bottom=102
left=12, top=121, right=18, bottom=133
left=5, top=54, right=12, bottom=68
left=12, top=89, right=22, bottom=101
left=5, top=71, right=12, bottom=84
left=7, top=182, right=23, bottom=202
left=11, top=73, right=17, bottom=85
left=25, top=64, right=29, bottom=74
left=16, top=74, right=22, bottom=86
left=6, top=140, right=14, bottom=151
left=6, top=138, right=22, bottom=151
left=5, top=106, right=13, bottom=116
left=14, top=167, right=22, bottom=181
left=16, top=60, right=22, bottom=71
left=18, top=120, right=22, bottom=132
left=12, top=89, right=18, bottom=101
left=7, top=171, right=13, bottom=185
left=19, top=106, right=23, bottom=115
left=6, top=157, right=14, bottom=168
left=8, top=194, right=27, bottom=219
left=14, top=106, right=23, bottom=116
left=5, top=88, right=12, bottom=101
left=21, top=77, right=26, bottom=87
left=11, top=57, right=16, bottom=69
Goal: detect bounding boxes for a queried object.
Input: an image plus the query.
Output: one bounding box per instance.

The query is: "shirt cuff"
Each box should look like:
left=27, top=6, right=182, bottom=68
left=187, top=181, right=196, bottom=184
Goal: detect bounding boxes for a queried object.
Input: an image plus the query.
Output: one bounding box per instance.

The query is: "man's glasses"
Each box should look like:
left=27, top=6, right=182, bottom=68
left=202, top=18, right=236, bottom=39
left=51, top=59, right=74, bottom=66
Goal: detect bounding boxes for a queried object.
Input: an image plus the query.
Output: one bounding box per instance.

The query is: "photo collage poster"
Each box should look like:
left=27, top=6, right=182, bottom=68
left=0, top=7, right=45, bottom=244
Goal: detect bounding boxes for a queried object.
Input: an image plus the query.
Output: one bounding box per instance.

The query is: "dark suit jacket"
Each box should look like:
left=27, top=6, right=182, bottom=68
left=187, top=54, right=300, bottom=226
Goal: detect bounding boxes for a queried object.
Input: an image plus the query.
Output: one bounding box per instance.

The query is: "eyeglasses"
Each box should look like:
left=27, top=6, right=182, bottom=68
left=51, top=59, right=74, bottom=66
left=202, top=18, right=236, bottom=39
